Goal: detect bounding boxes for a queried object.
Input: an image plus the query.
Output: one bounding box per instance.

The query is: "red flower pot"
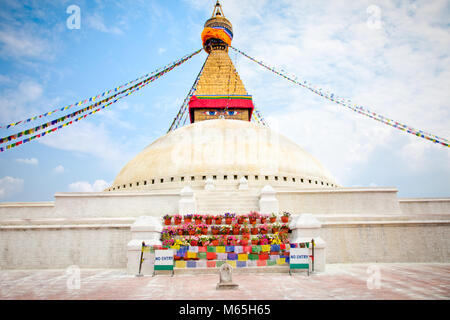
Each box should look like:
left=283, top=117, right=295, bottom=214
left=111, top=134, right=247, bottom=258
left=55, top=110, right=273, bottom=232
left=215, top=218, right=222, bottom=225
left=251, top=240, right=258, bottom=245
left=249, top=218, right=256, bottom=225
left=240, top=239, right=248, bottom=246
left=272, top=228, right=279, bottom=234
left=242, top=233, right=250, bottom=239
left=195, top=219, right=202, bottom=225
left=185, top=218, right=192, bottom=224
left=212, top=229, right=219, bottom=235
left=164, top=219, right=171, bottom=225
left=177, top=230, right=183, bottom=236
left=190, top=241, right=198, bottom=246
left=174, top=218, right=182, bottom=225
left=232, top=228, right=240, bottom=235
left=225, top=218, right=232, bottom=225
left=202, top=228, right=208, bottom=235
left=189, top=230, right=195, bottom=236
left=260, top=229, right=268, bottom=235
left=206, top=219, right=212, bottom=225
left=281, top=216, right=289, bottom=223
left=260, top=218, right=267, bottom=224
left=251, top=228, right=258, bottom=235
left=269, top=217, right=276, bottom=223
left=212, top=240, right=219, bottom=246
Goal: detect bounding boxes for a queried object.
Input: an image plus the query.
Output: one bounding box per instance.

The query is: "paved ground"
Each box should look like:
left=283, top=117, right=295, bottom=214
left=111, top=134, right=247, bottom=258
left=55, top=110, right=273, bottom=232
left=0, top=263, right=449, bottom=300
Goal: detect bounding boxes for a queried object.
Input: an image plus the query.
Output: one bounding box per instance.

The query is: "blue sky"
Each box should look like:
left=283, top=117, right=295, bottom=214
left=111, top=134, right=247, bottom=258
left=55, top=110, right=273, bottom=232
left=0, top=0, right=449, bottom=202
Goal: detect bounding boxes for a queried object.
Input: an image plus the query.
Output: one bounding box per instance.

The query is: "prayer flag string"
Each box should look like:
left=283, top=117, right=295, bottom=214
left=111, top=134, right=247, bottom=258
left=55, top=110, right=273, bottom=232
left=0, top=49, right=202, bottom=130
left=0, top=49, right=202, bottom=152
left=230, top=46, right=449, bottom=148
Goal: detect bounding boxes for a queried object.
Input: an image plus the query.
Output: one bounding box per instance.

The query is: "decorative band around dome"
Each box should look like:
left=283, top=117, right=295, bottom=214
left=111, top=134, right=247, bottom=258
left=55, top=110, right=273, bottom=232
left=201, top=26, right=233, bottom=47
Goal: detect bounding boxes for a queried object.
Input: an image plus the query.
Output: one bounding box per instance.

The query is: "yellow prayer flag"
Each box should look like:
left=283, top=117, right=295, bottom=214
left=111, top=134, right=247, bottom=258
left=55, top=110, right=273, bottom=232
left=171, top=245, right=180, bottom=250
left=261, top=245, right=270, bottom=252
left=227, top=260, right=236, bottom=268
left=238, top=254, right=248, bottom=261
left=216, top=246, right=226, bottom=253
left=276, top=258, right=286, bottom=265
left=175, top=261, right=186, bottom=269
left=187, top=252, right=197, bottom=259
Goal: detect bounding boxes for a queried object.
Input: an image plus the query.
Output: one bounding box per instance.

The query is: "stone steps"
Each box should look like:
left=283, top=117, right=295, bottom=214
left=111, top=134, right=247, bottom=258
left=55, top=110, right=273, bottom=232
left=173, top=266, right=291, bottom=274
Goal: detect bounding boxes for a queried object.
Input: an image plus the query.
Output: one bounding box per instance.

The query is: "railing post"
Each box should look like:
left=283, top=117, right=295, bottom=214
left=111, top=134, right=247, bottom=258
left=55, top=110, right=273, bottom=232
left=136, top=241, right=145, bottom=277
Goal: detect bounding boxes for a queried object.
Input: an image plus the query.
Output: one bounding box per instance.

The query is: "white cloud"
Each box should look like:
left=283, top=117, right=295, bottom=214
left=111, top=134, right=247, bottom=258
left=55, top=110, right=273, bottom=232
left=0, top=176, right=24, bottom=199
left=0, top=28, right=51, bottom=59
left=158, top=48, right=167, bottom=55
left=53, top=165, right=65, bottom=174
left=16, top=158, right=39, bottom=165
left=68, top=180, right=110, bottom=192
left=86, top=14, right=124, bottom=35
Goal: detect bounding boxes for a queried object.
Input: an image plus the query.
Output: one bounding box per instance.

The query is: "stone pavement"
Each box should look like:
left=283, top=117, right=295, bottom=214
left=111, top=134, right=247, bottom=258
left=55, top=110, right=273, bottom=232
left=0, top=263, right=449, bottom=300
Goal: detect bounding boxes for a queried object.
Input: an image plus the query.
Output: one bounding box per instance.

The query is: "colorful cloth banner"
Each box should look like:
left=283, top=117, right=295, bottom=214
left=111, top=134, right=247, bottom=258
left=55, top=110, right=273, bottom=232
left=225, top=246, right=235, bottom=252
left=234, top=246, right=243, bottom=254
left=226, top=260, right=237, bottom=268
left=227, top=253, right=238, bottom=260
left=216, top=246, right=226, bottom=253
left=207, top=246, right=216, bottom=252
left=206, top=252, right=217, bottom=260
left=217, top=253, right=228, bottom=260
left=236, top=261, right=247, bottom=268
left=187, top=261, right=197, bottom=268
left=0, top=49, right=202, bottom=152
left=230, top=46, right=449, bottom=148
left=238, top=254, right=248, bottom=261
left=175, top=261, right=186, bottom=269
left=261, top=245, right=270, bottom=252
left=207, top=261, right=216, bottom=268
left=1, top=49, right=202, bottom=130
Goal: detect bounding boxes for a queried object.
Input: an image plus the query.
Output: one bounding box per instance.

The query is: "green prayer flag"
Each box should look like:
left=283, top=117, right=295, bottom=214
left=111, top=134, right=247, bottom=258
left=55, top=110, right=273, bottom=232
left=198, top=252, right=207, bottom=260
left=267, top=260, right=276, bottom=266
left=207, top=246, right=216, bottom=253
left=252, top=245, right=261, bottom=253
left=249, top=254, right=259, bottom=260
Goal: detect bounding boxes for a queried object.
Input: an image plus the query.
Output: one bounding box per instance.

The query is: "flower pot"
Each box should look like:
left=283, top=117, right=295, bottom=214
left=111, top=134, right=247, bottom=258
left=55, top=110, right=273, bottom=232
left=212, top=229, right=219, bottom=235
left=174, top=218, right=182, bottom=225
left=249, top=218, right=256, bottom=224
left=185, top=218, right=192, bottom=224
left=251, top=240, right=259, bottom=245
left=212, top=240, right=219, bottom=246
left=214, top=218, right=222, bottom=225
left=260, top=229, right=267, bottom=235
left=164, top=219, right=171, bottom=225
left=202, top=228, right=208, bottom=235
left=251, top=228, right=258, bottom=235
left=270, top=217, right=276, bottom=223
left=188, top=230, right=195, bottom=236
left=281, top=216, right=289, bottom=223
left=232, top=228, right=240, bottom=235
left=174, top=256, right=181, bottom=261
left=225, top=218, right=232, bottom=225
left=240, top=239, right=248, bottom=246
left=206, top=219, right=212, bottom=225
left=190, top=241, right=198, bottom=246
left=260, top=218, right=267, bottom=224
left=177, top=230, right=183, bottom=236
left=280, top=228, right=288, bottom=234
left=272, top=228, right=279, bottom=234
left=242, top=232, right=250, bottom=239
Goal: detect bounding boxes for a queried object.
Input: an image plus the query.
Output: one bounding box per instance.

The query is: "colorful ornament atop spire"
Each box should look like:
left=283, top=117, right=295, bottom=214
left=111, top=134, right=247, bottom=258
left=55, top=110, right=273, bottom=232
left=201, top=1, right=233, bottom=53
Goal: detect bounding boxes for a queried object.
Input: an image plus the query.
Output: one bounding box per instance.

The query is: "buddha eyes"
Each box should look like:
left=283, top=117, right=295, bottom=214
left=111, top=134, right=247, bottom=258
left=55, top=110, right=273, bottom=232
left=203, top=110, right=240, bottom=116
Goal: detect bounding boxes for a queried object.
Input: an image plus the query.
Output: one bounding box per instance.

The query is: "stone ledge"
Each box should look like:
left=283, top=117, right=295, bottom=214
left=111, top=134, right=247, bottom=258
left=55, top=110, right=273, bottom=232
left=174, top=266, right=290, bottom=275
left=0, top=224, right=131, bottom=231
left=322, top=220, right=450, bottom=228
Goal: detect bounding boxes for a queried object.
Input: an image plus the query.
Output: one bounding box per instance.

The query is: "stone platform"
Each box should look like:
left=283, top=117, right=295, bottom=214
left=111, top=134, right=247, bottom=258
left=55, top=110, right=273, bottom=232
left=1, top=263, right=448, bottom=300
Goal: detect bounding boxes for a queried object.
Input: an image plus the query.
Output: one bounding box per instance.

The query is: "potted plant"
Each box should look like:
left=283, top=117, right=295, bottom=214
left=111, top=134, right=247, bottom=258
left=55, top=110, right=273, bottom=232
left=281, top=211, right=291, bottom=223
left=218, top=235, right=226, bottom=246
left=272, top=222, right=281, bottom=234
left=173, top=214, right=182, bottom=225
left=176, top=225, right=184, bottom=236
left=241, top=224, right=250, bottom=237
left=260, top=214, right=269, bottom=224
left=205, top=214, right=213, bottom=225
left=237, top=214, right=247, bottom=224
left=193, top=214, right=203, bottom=224
left=201, top=223, right=209, bottom=235
left=280, top=223, right=289, bottom=234
left=248, top=211, right=259, bottom=224
left=259, top=224, right=269, bottom=235
left=214, top=214, right=223, bottom=225
left=258, top=234, right=269, bottom=245
left=240, top=238, right=249, bottom=246
left=221, top=225, right=231, bottom=235
left=269, top=212, right=277, bottom=223
left=195, top=225, right=202, bottom=235
left=186, top=223, right=196, bottom=236
left=210, top=235, right=219, bottom=246
left=184, top=214, right=193, bottom=223
left=232, top=222, right=240, bottom=235
left=189, top=235, right=199, bottom=246
left=251, top=235, right=259, bottom=245
left=227, top=235, right=237, bottom=246
left=163, top=214, right=172, bottom=226
left=211, top=225, right=220, bottom=235
left=224, top=212, right=235, bottom=224
left=250, top=224, right=259, bottom=235
left=162, top=239, right=174, bottom=247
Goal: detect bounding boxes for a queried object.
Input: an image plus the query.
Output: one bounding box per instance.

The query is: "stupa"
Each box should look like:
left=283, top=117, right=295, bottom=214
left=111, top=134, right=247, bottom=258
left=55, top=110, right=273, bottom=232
left=109, top=1, right=338, bottom=195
